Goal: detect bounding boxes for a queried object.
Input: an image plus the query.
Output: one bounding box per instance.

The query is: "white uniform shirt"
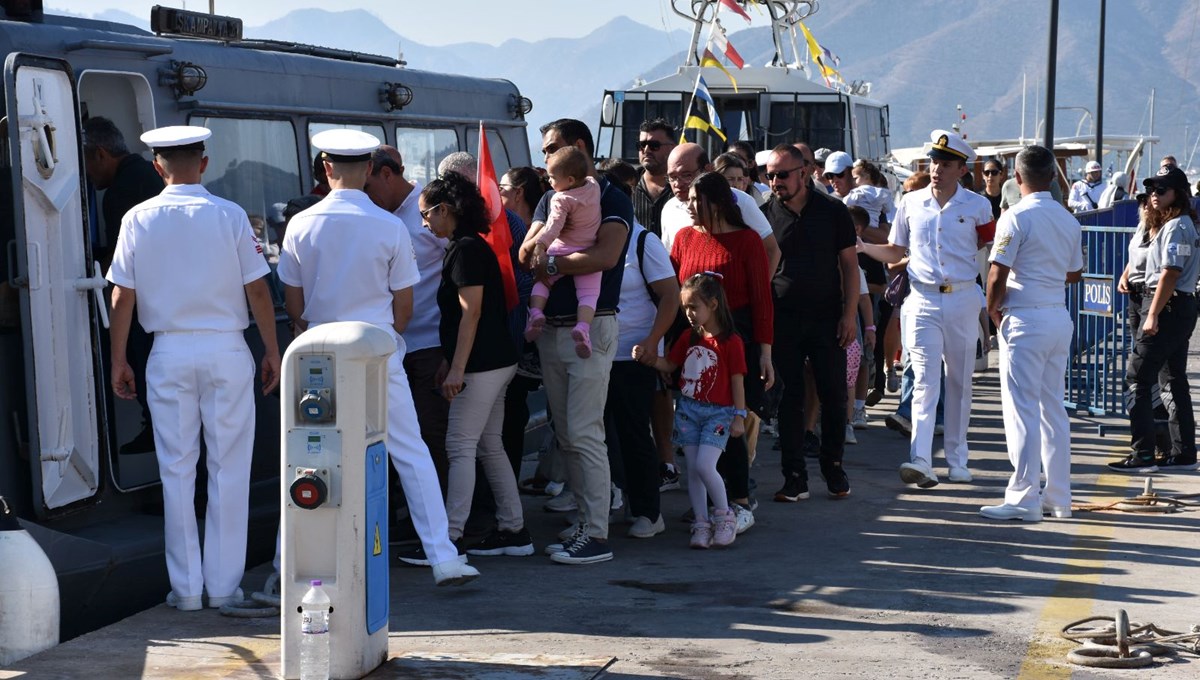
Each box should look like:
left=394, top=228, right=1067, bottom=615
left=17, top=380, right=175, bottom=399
left=890, top=186, right=995, bottom=286
left=989, top=192, right=1083, bottom=309
left=393, top=180, right=449, bottom=352
left=1067, top=179, right=1105, bottom=213
left=616, top=222, right=676, bottom=361
left=106, top=184, right=269, bottom=333
left=660, top=187, right=774, bottom=252
left=845, top=185, right=895, bottom=227
left=277, top=189, right=420, bottom=328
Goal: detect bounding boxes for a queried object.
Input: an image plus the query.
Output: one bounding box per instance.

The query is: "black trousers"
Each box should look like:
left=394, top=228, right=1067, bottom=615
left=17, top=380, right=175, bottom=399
left=776, top=314, right=847, bottom=480
left=1126, top=294, right=1197, bottom=459
left=604, top=360, right=661, bottom=519
left=873, top=297, right=895, bottom=392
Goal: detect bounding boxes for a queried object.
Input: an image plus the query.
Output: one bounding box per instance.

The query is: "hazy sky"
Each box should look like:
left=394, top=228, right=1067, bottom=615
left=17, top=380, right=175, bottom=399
left=47, top=1, right=687, bottom=46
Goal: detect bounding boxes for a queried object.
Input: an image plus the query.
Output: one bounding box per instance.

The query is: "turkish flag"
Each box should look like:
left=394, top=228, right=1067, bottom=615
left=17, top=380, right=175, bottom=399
left=477, top=122, right=518, bottom=311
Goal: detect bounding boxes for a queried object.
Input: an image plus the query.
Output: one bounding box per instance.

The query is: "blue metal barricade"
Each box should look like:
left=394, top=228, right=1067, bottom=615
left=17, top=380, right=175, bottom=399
left=1066, top=197, right=1200, bottom=418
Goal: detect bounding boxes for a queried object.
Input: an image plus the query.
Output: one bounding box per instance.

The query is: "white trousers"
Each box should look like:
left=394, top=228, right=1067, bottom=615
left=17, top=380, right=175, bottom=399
left=385, top=346, right=461, bottom=566
left=998, top=307, right=1073, bottom=511
left=147, top=331, right=254, bottom=600
left=901, top=286, right=982, bottom=469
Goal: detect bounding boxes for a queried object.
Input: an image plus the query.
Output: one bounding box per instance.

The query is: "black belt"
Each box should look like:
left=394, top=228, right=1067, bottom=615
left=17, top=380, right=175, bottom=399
left=1142, top=288, right=1194, bottom=299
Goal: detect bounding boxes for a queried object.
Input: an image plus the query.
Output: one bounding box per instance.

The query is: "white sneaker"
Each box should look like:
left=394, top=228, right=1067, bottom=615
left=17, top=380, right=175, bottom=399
left=947, top=466, right=973, bottom=483
left=899, top=462, right=939, bottom=488
left=544, top=491, right=578, bottom=513
left=432, top=559, right=480, bottom=586
left=844, top=423, right=857, bottom=445
left=165, top=591, right=203, bottom=612
left=851, top=408, right=869, bottom=429
left=1042, top=504, right=1072, bottom=518
left=544, top=480, right=565, bottom=497
left=733, top=504, right=755, bottom=534
left=206, top=587, right=244, bottom=608
left=610, top=484, right=624, bottom=512
left=979, top=503, right=1041, bottom=522
left=627, top=515, right=666, bottom=538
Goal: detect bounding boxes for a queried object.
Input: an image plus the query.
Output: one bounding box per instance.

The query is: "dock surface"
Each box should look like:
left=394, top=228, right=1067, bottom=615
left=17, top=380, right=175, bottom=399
left=4, top=352, right=1199, bottom=679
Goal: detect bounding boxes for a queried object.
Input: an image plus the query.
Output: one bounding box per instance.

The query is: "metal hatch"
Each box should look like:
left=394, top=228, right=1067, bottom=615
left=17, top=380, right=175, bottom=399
left=4, top=53, right=107, bottom=515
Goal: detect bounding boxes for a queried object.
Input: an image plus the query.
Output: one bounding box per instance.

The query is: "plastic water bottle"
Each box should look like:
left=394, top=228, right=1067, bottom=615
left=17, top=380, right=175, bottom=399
left=299, top=580, right=331, bottom=680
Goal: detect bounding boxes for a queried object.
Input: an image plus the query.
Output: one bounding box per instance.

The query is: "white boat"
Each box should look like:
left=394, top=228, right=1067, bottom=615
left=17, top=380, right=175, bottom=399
left=596, top=0, right=891, bottom=163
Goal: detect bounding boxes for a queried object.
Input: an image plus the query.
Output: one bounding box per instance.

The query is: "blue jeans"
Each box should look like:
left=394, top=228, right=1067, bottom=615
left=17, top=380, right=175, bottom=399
left=895, top=354, right=945, bottom=424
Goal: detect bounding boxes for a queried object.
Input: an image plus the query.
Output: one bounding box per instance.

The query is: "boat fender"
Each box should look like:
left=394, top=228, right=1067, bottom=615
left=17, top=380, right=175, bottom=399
left=0, top=496, right=61, bottom=666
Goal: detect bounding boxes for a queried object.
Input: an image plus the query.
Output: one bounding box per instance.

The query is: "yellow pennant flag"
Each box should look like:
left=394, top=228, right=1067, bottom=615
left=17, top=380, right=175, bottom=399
left=701, top=48, right=739, bottom=92
left=798, top=22, right=840, bottom=84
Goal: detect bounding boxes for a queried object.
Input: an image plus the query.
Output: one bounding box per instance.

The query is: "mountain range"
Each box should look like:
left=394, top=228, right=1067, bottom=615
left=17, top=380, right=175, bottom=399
left=85, top=3, right=1199, bottom=170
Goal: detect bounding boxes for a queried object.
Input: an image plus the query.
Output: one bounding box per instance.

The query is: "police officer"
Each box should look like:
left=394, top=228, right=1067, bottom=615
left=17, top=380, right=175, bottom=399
left=859, top=130, right=996, bottom=487
left=277, top=129, right=479, bottom=585
left=106, top=125, right=281, bottom=611
left=981, top=145, right=1083, bottom=522
left=1112, top=166, right=1200, bottom=472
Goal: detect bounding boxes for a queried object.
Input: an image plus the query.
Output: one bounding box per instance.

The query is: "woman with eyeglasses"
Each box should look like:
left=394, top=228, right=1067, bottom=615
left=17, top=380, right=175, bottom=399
left=499, top=166, right=549, bottom=228
left=1112, top=167, right=1200, bottom=472
left=980, top=158, right=1005, bottom=220
left=418, top=173, right=534, bottom=556
left=669, top=171, right=775, bottom=528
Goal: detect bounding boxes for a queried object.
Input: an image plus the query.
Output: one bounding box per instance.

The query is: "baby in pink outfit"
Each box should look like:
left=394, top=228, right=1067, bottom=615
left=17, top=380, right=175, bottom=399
left=521, top=147, right=602, bottom=358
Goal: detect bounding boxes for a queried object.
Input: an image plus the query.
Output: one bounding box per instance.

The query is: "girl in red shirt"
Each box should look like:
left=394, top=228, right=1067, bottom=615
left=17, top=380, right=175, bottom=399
left=634, top=273, right=746, bottom=549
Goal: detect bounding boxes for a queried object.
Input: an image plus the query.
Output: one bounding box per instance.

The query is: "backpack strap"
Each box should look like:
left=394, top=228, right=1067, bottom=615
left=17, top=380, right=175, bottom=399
left=636, top=229, right=661, bottom=306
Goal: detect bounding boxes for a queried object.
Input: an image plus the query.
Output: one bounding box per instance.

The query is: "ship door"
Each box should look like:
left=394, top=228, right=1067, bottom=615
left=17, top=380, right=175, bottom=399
left=4, top=54, right=105, bottom=514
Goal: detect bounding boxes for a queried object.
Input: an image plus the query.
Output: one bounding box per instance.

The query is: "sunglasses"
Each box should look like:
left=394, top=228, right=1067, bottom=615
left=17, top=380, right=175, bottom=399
left=419, top=203, right=444, bottom=219
left=637, top=140, right=668, bottom=151
left=1150, top=186, right=1173, bottom=196
left=983, top=169, right=1002, bottom=177
left=823, top=170, right=849, bottom=180
left=764, top=166, right=804, bottom=181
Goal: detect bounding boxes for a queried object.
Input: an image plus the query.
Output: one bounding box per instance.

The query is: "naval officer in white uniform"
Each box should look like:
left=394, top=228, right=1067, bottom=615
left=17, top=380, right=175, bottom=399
left=107, top=125, right=282, bottom=611
left=277, top=129, right=478, bottom=586
left=981, top=145, right=1083, bottom=522
left=859, top=130, right=996, bottom=487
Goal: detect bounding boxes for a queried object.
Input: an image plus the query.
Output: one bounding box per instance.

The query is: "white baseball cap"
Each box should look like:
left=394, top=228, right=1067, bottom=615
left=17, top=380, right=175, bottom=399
left=1085, top=160, right=1102, bottom=173
left=823, top=151, right=853, bottom=176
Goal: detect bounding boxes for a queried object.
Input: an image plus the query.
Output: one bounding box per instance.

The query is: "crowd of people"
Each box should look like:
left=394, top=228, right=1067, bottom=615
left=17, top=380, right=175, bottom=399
left=90, top=112, right=1198, bottom=607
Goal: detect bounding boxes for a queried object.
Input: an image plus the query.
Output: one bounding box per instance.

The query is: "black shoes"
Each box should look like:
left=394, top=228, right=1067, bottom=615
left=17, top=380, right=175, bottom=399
left=1107, top=455, right=1159, bottom=473
left=821, top=461, right=851, bottom=498
left=1159, top=454, right=1200, bottom=471
left=466, top=528, right=535, bottom=556
left=773, top=474, right=810, bottom=502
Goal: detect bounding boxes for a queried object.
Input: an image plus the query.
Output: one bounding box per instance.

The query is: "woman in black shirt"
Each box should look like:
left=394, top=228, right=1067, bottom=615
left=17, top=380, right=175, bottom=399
left=419, top=173, right=531, bottom=556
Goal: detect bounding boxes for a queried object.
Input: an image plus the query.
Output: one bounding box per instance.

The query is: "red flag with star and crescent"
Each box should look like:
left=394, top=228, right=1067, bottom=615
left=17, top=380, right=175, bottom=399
left=477, top=122, right=518, bottom=310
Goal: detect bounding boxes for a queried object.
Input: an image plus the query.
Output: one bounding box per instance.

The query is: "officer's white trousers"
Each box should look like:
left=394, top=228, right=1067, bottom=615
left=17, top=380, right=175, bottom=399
left=901, top=286, right=981, bottom=469
left=998, top=307, right=1073, bottom=511
left=147, top=331, right=254, bottom=600
left=385, top=345, right=461, bottom=567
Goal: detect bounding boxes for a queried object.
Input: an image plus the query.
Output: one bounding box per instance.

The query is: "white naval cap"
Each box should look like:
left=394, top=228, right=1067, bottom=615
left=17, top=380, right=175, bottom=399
left=927, top=129, right=976, bottom=163
left=140, top=125, right=211, bottom=152
left=823, top=150, right=853, bottom=175
left=312, top=129, right=380, bottom=163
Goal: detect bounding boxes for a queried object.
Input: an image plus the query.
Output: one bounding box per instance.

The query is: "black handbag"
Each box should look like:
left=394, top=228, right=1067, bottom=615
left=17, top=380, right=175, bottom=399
left=884, top=269, right=910, bottom=306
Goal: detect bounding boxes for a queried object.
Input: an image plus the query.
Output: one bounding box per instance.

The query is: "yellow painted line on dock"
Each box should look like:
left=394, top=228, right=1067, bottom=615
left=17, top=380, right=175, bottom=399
left=1016, top=472, right=1126, bottom=680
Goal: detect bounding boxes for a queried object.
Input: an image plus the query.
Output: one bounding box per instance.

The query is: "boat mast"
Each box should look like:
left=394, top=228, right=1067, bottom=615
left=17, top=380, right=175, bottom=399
left=1043, top=0, right=1060, bottom=150
left=1095, top=0, right=1106, bottom=165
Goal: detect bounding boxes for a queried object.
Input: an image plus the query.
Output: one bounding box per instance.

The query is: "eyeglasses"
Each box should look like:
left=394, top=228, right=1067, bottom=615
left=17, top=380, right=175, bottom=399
left=764, top=166, right=804, bottom=181
left=822, top=170, right=849, bottom=180
left=667, top=170, right=699, bottom=184
left=638, top=140, right=669, bottom=151
left=1150, top=186, right=1173, bottom=196
left=983, top=169, right=1002, bottom=177
left=419, top=203, right=445, bottom=219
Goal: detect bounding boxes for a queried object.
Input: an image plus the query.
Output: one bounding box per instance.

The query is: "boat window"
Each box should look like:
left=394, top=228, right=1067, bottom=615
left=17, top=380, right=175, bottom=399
left=396, top=126, right=458, bottom=185
left=465, top=128, right=511, bottom=177
left=768, top=101, right=846, bottom=155
left=191, top=116, right=301, bottom=254
left=855, top=104, right=886, bottom=160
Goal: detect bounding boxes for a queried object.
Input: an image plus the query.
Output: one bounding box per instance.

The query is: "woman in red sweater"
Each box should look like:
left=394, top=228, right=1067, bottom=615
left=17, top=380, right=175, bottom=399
left=669, top=171, right=775, bottom=520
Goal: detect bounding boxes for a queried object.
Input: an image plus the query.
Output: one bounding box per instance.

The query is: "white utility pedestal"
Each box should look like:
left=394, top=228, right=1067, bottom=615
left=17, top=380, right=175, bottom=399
left=280, top=322, right=394, bottom=679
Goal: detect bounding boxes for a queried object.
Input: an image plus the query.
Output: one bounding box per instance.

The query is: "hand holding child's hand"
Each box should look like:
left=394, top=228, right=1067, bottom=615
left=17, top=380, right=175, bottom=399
left=731, top=415, right=745, bottom=438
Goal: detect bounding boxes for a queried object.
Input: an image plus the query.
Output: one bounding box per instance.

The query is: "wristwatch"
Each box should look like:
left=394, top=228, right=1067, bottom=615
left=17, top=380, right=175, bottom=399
left=545, top=255, right=558, bottom=276
left=733, top=408, right=748, bottom=418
